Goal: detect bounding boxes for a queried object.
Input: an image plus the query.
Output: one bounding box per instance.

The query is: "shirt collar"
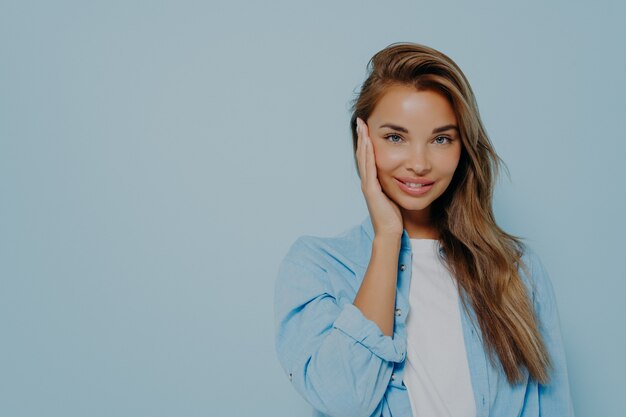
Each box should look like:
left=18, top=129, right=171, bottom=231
left=360, top=215, right=375, bottom=241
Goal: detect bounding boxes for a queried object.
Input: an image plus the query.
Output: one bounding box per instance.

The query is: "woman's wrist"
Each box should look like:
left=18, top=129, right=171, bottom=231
left=373, top=233, right=402, bottom=245
left=371, top=234, right=402, bottom=260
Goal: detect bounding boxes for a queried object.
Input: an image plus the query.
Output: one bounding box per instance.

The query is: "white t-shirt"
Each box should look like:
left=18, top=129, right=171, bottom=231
left=403, top=238, right=476, bottom=417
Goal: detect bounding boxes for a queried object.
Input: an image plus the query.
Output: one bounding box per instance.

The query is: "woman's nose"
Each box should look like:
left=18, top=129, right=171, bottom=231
left=408, top=148, right=431, bottom=174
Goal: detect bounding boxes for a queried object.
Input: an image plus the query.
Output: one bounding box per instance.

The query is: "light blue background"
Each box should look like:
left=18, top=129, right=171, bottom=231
left=1, top=1, right=624, bottom=416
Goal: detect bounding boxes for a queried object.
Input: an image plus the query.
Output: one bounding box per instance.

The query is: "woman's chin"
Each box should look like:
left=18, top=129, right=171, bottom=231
left=392, top=196, right=433, bottom=213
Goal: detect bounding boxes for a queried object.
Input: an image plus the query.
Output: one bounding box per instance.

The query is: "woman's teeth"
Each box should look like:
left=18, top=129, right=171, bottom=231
left=405, top=182, right=424, bottom=188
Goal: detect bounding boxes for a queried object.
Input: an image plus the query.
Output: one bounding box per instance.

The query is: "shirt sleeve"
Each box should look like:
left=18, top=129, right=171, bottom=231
left=526, top=249, right=576, bottom=417
left=274, top=237, right=405, bottom=417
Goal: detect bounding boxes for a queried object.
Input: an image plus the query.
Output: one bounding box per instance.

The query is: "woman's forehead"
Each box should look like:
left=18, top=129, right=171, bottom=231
left=370, top=86, right=457, bottom=131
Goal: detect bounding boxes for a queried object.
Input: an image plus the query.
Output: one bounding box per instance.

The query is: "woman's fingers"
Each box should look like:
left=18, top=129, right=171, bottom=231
left=356, top=118, right=367, bottom=187
left=362, top=120, right=378, bottom=190
left=357, top=118, right=379, bottom=195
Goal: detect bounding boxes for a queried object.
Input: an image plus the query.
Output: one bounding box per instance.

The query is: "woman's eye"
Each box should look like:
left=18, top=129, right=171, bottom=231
left=385, top=134, right=403, bottom=144
left=434, top=136, right=452, bottom=145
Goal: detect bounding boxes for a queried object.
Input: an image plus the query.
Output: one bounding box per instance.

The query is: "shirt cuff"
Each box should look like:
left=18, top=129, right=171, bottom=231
left=332, top=302, right=406, bottom=363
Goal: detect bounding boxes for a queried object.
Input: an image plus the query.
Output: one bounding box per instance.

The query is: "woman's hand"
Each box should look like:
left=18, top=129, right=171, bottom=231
left=356, top=117, right=403, bottom=238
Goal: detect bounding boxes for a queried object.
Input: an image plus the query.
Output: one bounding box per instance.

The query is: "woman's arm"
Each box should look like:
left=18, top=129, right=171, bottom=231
left=353, top=234, right=402, bottom=336
left=274, top=236, right=405, bottom=417
left=352, top=117, right=405, bottom=338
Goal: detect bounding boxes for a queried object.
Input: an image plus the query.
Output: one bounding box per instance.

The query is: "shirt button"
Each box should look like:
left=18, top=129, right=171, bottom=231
left=395, top=308, right=402, bottom=316
left=391, top=373, right=396, bottom=381
left=400, top=264, right=406, bottom=271
left=288, top=372, right=292, bottom=381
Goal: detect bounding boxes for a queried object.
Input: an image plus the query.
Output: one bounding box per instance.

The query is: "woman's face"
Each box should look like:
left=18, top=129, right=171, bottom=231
left=366, top=84, right=462, bottom=221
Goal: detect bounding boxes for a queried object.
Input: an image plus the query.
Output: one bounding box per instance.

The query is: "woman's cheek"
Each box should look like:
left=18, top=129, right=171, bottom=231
left=433, top=148, right=460, bottom=172
left=374, top=152, right=396, bottom=175
left=376, top=146, right=403, bottom=167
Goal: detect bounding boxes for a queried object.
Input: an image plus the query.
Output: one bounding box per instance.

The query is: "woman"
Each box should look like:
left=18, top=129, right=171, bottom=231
left=274, top=42, right=574, bottom=417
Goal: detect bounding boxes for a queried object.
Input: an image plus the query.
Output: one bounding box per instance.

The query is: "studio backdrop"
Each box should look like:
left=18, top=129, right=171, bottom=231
left=1, top=1, right=624, bottom=416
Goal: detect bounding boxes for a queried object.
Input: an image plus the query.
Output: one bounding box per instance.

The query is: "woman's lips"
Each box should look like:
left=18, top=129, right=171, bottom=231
left=394, top=177, right=434, bottom=196
left=395, top=176, right=435, bottom=185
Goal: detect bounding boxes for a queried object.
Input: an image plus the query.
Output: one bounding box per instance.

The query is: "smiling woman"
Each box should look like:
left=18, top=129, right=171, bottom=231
left=274, top=42, right=574, bottom=417
left=364, top=86, right=462, bottom=237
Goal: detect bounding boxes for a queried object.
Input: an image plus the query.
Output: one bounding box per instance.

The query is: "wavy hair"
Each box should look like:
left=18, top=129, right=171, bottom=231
left=349, top=42, right=551, bottom=384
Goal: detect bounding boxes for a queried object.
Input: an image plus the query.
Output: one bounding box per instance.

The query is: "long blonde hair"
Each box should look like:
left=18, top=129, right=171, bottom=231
left=349, top=42, right=551, bottom=384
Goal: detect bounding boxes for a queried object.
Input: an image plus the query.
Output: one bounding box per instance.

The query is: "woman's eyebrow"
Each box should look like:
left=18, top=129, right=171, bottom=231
left=379, top=123, right=459, bottom=134
left=379, top=123, right=409, bottom=133
left=432, top=124, right=459, bottom=134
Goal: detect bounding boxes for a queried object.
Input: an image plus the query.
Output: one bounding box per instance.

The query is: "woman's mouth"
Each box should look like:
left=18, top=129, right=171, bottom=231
left=394, top=178, right=435, bottom=196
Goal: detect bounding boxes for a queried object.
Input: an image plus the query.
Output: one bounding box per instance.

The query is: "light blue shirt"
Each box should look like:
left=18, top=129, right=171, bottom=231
left=274, top=216, right=574, bottom=417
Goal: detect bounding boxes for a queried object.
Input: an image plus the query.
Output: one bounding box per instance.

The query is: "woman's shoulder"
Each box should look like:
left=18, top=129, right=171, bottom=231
left=517, top=242, right=558, bottom=310
left=280, top=216, right=374, bottom=273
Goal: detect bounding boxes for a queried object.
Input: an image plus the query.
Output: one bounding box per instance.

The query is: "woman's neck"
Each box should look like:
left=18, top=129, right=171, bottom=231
left=401, top=209, right=439, bottom=239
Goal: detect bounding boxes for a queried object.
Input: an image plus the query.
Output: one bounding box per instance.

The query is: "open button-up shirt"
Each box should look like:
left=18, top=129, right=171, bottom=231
left=274, top=216, right=574, bottom=417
